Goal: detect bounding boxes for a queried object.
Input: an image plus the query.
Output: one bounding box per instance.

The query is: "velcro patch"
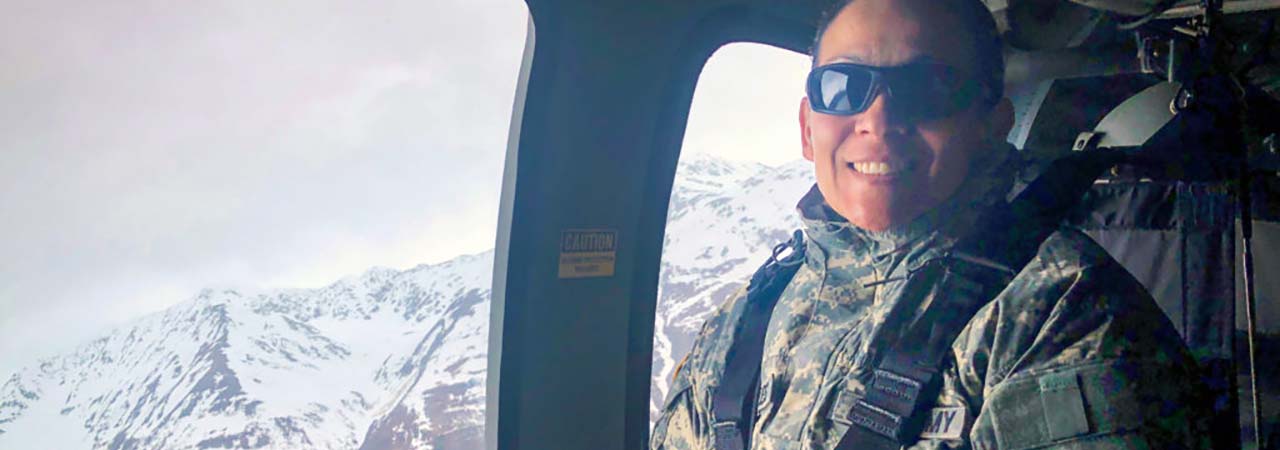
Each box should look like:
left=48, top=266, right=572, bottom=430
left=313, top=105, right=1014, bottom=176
left=1039, top=372, right=1090, bottom=440
left=920, top=406, right=967, bottom=440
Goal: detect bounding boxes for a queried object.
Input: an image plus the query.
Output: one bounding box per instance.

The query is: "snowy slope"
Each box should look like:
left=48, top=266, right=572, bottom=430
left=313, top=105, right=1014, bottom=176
left=650, top=154, right=812, bottom=419
left=0, top=253, right=492, bottom=450
left=0, top=155, right=813, bottom=449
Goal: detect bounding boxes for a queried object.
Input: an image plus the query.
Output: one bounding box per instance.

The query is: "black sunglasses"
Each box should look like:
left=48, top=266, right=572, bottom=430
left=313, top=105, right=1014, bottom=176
left=806, top=62, right=995, bottom=122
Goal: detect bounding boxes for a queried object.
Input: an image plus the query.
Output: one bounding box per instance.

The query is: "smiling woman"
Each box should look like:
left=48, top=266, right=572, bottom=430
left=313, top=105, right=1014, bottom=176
left=0, top=0, right=527, bottom=448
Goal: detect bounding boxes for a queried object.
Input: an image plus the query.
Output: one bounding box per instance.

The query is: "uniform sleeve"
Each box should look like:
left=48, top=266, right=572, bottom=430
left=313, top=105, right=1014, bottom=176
left=650, top=366, right=707, bottom=450
left=957, top=236, right=1213, bottom=450
left=652, top=286, right=752, bottom=450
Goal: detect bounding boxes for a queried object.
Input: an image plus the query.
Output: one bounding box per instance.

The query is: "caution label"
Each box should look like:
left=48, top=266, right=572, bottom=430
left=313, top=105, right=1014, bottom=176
left=558, top=229, right=617, bottom=278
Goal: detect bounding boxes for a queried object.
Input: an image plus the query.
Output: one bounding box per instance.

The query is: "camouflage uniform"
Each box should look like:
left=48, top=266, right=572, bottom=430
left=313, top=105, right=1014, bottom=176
left=651, top=145, right=1211, bottom=450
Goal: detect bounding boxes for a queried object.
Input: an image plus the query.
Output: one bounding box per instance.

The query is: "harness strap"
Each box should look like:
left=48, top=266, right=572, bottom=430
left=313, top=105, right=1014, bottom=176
left=710, top=230, right=806, bottom=450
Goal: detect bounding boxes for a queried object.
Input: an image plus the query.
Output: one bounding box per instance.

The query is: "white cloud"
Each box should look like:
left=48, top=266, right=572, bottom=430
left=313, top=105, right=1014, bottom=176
left=0, top=0, right=529, bottom=374
left=685, top=43, right=812, bottom=165
left=0, top=0, right=813, bottom=377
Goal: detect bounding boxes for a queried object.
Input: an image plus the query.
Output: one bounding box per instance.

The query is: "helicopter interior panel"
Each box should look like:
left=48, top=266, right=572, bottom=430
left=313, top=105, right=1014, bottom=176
left=487, top=0, right=1280, bottom=449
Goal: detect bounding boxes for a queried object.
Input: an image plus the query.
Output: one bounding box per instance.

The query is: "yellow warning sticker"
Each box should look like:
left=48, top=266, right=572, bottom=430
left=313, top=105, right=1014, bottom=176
left=558, top=229, right=617, bottom=278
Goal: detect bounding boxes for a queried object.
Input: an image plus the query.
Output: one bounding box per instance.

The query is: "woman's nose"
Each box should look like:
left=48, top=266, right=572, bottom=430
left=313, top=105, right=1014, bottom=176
left=853, top=90, right=907, bottom=138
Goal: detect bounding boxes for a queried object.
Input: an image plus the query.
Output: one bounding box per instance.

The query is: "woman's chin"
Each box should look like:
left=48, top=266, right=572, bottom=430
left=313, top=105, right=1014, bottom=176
left=837, top=206, right=893, bottom=232
left=836, top=202, right=922, bottom=232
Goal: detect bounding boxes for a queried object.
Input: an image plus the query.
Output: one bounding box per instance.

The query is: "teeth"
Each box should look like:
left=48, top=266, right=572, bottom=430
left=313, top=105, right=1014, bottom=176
left=852, top=161, right=899, bottom=175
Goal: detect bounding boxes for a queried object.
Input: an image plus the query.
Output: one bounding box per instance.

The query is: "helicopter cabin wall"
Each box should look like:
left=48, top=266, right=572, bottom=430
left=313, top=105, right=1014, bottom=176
left=490, top=0, right=1280, bottom=449
left=488, top=1, right=830, bottom=449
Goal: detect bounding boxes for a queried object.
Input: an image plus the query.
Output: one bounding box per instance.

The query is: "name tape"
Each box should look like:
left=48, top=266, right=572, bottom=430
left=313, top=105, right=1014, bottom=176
left=919, top=406, right=967, bottom=440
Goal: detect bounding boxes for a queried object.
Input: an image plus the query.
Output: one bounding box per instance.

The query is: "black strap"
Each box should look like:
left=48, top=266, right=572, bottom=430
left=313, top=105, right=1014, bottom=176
left=710, top=229, right=806, bottom=450
left=835, top=148, right=1125, bottom=450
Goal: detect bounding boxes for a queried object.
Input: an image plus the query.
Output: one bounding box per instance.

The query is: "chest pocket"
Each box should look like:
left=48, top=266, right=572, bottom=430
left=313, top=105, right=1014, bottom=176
left=969, top=361, right=1186, bottom=450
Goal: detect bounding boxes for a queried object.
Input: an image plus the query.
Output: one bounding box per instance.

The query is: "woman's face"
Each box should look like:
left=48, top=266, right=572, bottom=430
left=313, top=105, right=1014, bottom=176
left=799, top=0, right=1012, bottom=231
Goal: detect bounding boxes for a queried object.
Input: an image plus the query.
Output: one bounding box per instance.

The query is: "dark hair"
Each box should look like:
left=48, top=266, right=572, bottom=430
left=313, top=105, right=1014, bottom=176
left=810, top=0, right=1005, bottom=105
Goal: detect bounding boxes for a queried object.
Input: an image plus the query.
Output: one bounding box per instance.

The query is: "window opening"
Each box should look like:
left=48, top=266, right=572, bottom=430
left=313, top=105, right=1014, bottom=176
left=650, top=43, right=813, bottom=423
left=0, top=2, right=528, bottom=448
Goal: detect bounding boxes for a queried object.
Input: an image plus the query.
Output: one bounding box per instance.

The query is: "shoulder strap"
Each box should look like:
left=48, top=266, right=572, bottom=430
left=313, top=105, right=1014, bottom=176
left=835, top=148, right=1125, bottom=450
left=710, top=229, right=806, bottom=450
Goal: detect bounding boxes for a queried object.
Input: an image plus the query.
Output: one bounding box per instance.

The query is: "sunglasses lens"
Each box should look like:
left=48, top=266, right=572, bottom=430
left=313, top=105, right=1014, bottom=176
left=809, top=63, right=988, bottom=120
left=812, top=66, right=874, bottom=114
left=890, top=65, right=981, bottom=121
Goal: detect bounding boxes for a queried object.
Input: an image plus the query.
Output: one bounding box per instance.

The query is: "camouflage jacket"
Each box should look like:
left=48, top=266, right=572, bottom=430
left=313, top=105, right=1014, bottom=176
left=651, top=146, right=1210, bottom=450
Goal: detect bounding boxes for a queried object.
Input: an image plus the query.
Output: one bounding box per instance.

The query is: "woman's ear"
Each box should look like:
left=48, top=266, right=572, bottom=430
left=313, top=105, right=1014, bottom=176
left=800, top=97, right=815, bottom=162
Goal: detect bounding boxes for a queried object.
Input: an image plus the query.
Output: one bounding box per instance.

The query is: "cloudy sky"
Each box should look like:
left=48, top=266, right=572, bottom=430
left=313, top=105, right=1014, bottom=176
left=0, top=0, right=809, bottom=375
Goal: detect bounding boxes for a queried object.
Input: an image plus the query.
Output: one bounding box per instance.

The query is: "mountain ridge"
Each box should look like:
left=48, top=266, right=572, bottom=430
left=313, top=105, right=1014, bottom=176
left=1, top=156, right=814, bottom=449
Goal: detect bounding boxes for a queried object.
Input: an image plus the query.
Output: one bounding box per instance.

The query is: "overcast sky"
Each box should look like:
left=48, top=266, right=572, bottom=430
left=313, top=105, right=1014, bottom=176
left=0, top=0, right=810, bottom=375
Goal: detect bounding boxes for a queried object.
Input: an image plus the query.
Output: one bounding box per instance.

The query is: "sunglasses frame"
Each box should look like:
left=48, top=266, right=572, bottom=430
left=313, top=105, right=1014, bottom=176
left=805, top=61, right=993, bottom=120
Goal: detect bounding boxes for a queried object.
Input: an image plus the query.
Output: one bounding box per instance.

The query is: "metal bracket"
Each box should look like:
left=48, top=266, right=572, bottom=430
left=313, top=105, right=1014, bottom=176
left=1073, top=131, right=1105, bottom=151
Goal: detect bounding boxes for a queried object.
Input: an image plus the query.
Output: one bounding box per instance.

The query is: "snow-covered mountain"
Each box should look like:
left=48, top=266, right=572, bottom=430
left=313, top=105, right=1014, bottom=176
left=0, top=253, right=492, bottom=450
left=649, top=154, right=812, bottom=419
left=0, top=155, right=814, bottom=449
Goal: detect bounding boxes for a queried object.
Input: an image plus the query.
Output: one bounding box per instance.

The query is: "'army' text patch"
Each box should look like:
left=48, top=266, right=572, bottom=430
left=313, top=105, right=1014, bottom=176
left=919, top=406, right=967, bottom=440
